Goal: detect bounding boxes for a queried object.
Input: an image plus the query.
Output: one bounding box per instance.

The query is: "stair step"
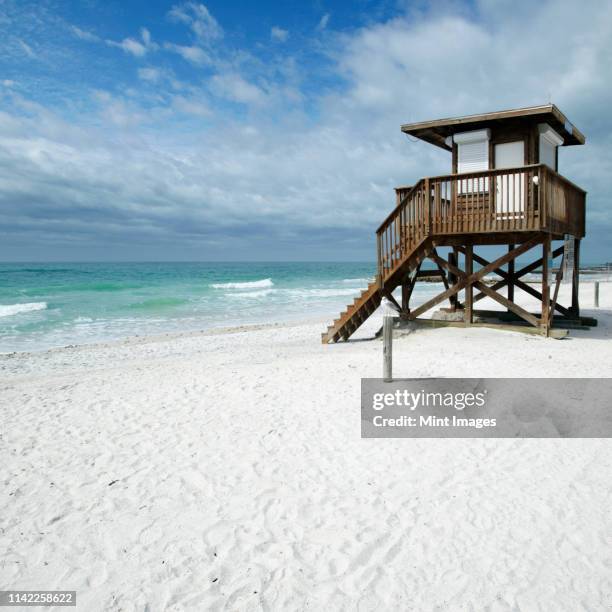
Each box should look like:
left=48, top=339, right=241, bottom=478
left=323, top=268, right=417, bottom=343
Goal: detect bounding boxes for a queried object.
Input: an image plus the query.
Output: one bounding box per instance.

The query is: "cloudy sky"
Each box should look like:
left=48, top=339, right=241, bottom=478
left=0, top=0, right=611, bottom=262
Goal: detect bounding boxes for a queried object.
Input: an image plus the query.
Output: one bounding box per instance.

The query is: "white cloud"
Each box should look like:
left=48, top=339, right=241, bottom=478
left=17, top=39, right=36, bottom=59
left=317, top=13, right=330, bottom=31
left=107, top=37, right=147, bottom=57
left=107, top=27, right=157, bottom=57
left=164, top=43, right=210, bottom=65
left=2, top=79, right=16, bottom=88
left=141, top=27, right=152, bottom=47
left=70, top=26, right=100, bottom=42
left=271, top=26, right=289, bottom=43
left=168, top=2, right=223, bottom=42
left=91, top=90, right=147, bottom=127
left=172, top=95, right=211, bottom=117
left=138, top=67, right=162, bottom=82
left=209, top=73, right=266, bottom=105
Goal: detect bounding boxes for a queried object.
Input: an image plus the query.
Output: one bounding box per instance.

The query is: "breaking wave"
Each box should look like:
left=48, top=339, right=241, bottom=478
left=341, top=277, right=371, bottom=284
left=210, top=278, right=274, bottom=290
left=0, top=302, right=48, bottom=318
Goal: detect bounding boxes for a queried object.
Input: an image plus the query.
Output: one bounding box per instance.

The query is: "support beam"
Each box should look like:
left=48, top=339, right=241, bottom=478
left=516, top=278, right=571, bottom=319
left=462, top=235, right=542, bottom=282
left=430, top=251, right=466, bottom=281
left=430, top=248, right=450, bottom=290
left=467, top=245, right=564, bottom=300
left=409, top=317, right=568, bottom=339
left=410, top=238, right=540, bottom=321
left=542, top=236, right=551, bottom=329
left=571, top=238, right=581, bottom=316
left=416, top=269, right=445, bottom=279
left=515, top=245, right=563, bottom=277
left=472, top=310, right=596, bottom=327
left=401, top=262, right=421, bottom=313
left=437, top=265, right=450, bottom=290
left=507, top=243, right=515, bottom=308
left=430, top=248, right=451, bottom=311
left=448, top=250, right=459, bottom=310
left=462, top=244, right=571, bottom=318
left=549, top=253, right=564, bottom=326
left=465, top=245, right=473, bottom=324
left=401, top=283, right=410, bottom=312
left=409, top=282, right=464, bottom=319
left=383, top=290, right=402, bottom=312
left=474, top=281, right=540, bottom=328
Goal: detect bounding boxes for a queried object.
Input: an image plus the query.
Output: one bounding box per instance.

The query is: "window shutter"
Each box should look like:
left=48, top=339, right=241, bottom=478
left=458, top=140, right=489, bottom=173
left=455, top=130, right=490, bottom=192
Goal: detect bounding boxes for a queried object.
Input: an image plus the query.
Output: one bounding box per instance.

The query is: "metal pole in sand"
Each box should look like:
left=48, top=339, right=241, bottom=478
left=594, top=281, right=599, bottom=308
left=383, top=314, right=393, bottom=382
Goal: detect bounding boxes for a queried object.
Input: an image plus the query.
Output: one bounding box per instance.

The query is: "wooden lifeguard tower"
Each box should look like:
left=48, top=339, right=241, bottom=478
left=322, top=104, right=589, bottom=343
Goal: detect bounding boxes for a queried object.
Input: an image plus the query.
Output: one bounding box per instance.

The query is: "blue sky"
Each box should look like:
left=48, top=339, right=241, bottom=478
left=0, top=0, right=611, bottom=262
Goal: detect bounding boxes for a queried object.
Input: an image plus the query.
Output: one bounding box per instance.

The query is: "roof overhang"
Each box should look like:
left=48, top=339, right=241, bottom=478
left=401, top=104, right=585, bottom=151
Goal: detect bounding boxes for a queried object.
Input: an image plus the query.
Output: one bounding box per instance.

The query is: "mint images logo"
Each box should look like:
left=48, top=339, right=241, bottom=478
left=361, top=378, right=612, bottom=438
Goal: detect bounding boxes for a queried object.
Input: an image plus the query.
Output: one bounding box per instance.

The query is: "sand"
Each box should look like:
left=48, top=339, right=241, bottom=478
left=1, top=281, right=611, bottom=611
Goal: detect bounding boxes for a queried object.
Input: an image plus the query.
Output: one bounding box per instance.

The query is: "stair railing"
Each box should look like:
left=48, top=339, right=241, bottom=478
left=377, top=179, right=426, bottom=285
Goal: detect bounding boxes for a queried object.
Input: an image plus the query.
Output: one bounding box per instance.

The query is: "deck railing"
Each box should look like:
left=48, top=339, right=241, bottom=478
left=376, top=164, right=585, bottom=283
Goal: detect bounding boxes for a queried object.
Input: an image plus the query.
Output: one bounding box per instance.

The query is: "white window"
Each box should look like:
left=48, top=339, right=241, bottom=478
left=455, top=129, right=490, bottom=192
left=538, top=124, right=563, bottom=171
left=494, top=141, right=525, bottom=215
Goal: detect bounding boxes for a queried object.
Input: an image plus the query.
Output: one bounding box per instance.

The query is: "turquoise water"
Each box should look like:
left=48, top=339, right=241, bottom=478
left=0, top=262, right=442, bottom=353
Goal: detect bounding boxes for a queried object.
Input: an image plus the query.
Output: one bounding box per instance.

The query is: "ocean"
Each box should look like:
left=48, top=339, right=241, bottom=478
left=3, top=261, right=608, bottom=353
left=1, top=262, right=444, bottom=353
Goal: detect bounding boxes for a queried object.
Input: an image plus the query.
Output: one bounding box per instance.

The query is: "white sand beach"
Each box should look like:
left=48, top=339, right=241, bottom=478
left=1, top=281, right=611, bottom=611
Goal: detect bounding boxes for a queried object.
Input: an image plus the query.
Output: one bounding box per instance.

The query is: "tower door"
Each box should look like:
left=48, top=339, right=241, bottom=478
left=495, top=141, right=525, bottom=215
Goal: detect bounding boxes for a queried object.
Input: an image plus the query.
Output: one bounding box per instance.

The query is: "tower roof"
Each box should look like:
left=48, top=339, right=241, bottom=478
left=401, top=104, right=585, bottom=151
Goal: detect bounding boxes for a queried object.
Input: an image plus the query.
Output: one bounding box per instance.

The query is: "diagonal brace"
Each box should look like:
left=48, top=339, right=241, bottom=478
left=409, top=237, right=541, bottom=320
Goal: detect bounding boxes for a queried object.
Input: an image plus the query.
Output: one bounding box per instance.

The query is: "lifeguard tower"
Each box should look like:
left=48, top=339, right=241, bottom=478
left=322, top=104, right=589, bottom=343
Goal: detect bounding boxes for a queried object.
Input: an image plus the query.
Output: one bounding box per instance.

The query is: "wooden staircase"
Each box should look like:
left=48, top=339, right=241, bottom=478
left=321, top=281, right=382, bottom=344
left=321, top=236, right=432, bottom=343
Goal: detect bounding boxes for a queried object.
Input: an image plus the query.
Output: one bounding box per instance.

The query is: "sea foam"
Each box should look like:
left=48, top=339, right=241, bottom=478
left=286, top=288, right=358, bottom=298
left=210, top=278, right=274, bottom=290
left=0, top=302, right=48, bottom=318
left=233, top=289, right=275, bottom=299
left=341, top=277, right=371, bottom=284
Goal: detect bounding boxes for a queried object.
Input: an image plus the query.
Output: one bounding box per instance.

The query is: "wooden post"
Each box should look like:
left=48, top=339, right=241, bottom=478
left=541, top=236, right=551, bottom=330
left=401, top=283, right=410, bottom=313
left=424, top=178, right=431, bottom=235
left=383, top=315, right=393, bottom=382
left=594, top=282, right=599, bottom=308
left=376, top=232, right=383, bottom=289
left=507, top=243, right=515, bottom=307
left=465, top=245, right=473, bottom=324
left=449, top=249, right=458, bottom=311
left=571, top=238, right=580, bottom=316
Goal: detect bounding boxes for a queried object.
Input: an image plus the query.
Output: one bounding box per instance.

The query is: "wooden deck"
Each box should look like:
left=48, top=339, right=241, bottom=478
left=377, top=164, right=585, bottom=285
